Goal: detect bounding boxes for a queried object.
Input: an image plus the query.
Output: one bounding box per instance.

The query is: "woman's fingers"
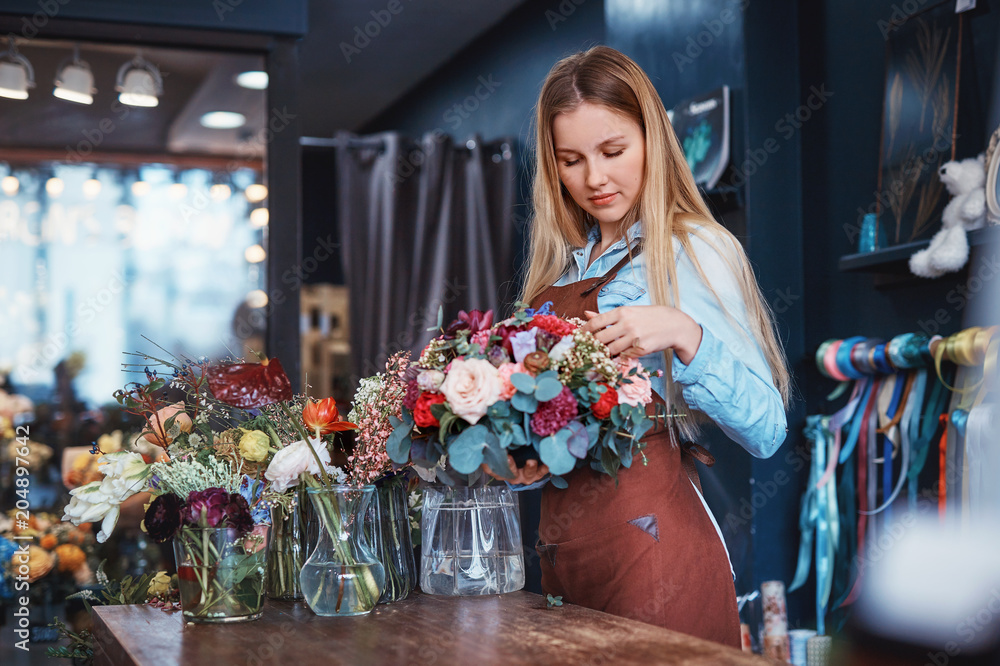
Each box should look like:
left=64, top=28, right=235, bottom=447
left=482, top=456, right=550, bottom=485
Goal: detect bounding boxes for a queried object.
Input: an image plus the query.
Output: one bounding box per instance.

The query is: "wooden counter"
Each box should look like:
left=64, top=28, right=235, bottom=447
left=92, top=591, right=778, bottom=665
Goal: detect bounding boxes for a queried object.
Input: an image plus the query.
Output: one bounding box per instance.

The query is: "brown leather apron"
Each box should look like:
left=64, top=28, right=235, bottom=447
left=531, top=245, right=742, bottom=648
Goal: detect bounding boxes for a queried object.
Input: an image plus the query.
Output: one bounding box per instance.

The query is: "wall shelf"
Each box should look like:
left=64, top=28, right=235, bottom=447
left=839, top=225, right=1000, bottom=275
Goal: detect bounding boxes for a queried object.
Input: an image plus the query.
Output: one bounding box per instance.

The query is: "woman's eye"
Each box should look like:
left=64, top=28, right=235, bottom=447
left=562, top=159, right=579, bottom=167
left=604, top=149, right=624, bottom=158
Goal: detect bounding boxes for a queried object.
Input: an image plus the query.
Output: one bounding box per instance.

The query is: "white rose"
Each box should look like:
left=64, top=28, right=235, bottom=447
left=548, top=335, right=575, bottom=362
left=265, top=437, right=336, bottom=493
left=416, top=370, right=445, bottom=392
left=439, top=358, right=501, bottom=425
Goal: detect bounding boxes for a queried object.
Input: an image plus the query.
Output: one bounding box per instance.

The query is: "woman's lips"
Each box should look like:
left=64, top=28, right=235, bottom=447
left=589, top=192, right=618, bottom=206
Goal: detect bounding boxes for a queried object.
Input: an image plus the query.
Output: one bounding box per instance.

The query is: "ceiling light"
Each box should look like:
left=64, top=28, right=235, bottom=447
left=244, top=244, right=266, bottom=263
left=245, top=184, right=267, bottom=202
left=82, top=178, right=101, bottom=199
left=235, top=71, right=268, bottom=90
left=249, top=207, right=269, bottom=228
left=131, top=180, right=150, bottom=196
left=116, top=53, right=162, bottom=107
left=0, top=38, right=35, bottom=100
left=53, top=45, right=95, bottom=105
left=1, top=175, right=19, bottom=196
left=200, top=111, right=246, bottom=129
left=168, top=182, right=187, bottom=199
left=46, top=177, right=64, bottom=197
left=210, top=184, right=231, bottom=201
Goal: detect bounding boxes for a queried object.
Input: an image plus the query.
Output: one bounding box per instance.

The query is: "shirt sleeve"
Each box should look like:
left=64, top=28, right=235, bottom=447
left=671, top=231, right=788, bottom=458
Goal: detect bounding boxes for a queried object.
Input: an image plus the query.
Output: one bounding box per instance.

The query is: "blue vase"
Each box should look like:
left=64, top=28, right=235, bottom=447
left=858, top=213, right=887, bottom=253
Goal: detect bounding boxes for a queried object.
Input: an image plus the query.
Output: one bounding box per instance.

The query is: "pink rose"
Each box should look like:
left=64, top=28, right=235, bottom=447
left=440, top=358, right=501, bottom=424
left=616, top=358, right=653, bottom=407
left=142, top=402, right=193, bottom=448
left=497, top=362, right=528, bottom=401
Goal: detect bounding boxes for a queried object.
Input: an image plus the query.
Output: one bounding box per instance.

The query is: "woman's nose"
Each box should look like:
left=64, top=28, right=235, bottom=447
left=585, top=162, right=608, bottom=189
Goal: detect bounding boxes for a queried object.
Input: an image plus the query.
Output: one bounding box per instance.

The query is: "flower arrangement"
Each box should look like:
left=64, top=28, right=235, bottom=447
left=1, top=512, right=96, bottom=603
left=387, top=304, right=663, bottom=487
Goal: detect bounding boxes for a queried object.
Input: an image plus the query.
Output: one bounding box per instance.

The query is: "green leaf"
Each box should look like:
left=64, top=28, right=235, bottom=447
left=488, top=401, right=511, bottom=418
left=610, top=405, right=624, bottom=427
left=510, top=372, right=536, bottom=394
left=386, top=424, right=412, bottom=464
left=512, top=392, right=538, bottom=414
left=534, top=376, right=564, bottom=402
left=550, top=475, right=568, bottom=489
left=539, top=431, right=576, bottom=476
left=483, top=440, right=514, bottom=479
left=448, top=425, right=489, bottom=473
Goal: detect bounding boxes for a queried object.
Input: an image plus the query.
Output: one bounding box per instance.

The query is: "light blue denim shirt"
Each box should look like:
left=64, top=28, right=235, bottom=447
left=552, top=221, right=787, bottom=459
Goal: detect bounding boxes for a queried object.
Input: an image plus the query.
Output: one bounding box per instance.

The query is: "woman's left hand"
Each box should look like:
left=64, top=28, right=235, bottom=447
left=581, top=305, right=703, bottom=364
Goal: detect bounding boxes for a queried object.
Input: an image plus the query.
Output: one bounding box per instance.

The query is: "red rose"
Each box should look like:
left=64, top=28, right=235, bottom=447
left=591, top=385, right=618, bottom=420
left=414, top=392, right=447, bottom=428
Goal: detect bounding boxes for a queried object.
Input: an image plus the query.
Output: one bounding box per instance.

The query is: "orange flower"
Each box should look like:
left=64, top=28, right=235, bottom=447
left=39, top=534, right=58, bottom=550
left=54, top=543, right=86, bottom=572
left=302, top=398, right=357, bottom=436
left=142, top=402, right=193, bottom=448
left=16, top=545, right=54, bottom=583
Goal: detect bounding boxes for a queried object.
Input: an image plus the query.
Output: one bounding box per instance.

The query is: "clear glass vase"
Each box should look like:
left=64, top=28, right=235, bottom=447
left=265, top=493, right=304, bottom=600
left=172, top=527, right=268, bottom=623
left=299, top=485, right=386, bottom=616
left=420, top=484, right=525, bottom=596
left=367, top=476, right=417, bottom=603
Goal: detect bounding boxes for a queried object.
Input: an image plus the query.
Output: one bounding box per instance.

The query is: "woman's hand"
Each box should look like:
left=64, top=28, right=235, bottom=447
left=481, top=455, right=550, bottom=486
left=581, top=305, right=703, bottom=364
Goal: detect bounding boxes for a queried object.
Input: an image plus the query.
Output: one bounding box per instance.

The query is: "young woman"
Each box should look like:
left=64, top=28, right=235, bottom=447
left=510, top=46, right=791, bottom=647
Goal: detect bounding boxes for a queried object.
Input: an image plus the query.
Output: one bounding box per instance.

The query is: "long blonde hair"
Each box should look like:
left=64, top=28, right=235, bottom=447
left=521, top=46, right=790, bottom=441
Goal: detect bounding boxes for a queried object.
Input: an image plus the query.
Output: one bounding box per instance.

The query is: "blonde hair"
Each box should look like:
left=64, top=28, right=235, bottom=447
left=521, top=45, right=790, bottom=441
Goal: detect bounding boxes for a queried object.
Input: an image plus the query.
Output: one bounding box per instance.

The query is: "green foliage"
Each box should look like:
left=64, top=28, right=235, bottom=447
left=45, top=618, right=94, bottom=664
left=546, top=594, right=564, bottom=608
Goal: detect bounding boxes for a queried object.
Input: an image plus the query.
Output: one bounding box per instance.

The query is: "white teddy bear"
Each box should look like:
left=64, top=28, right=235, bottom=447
left=910, top=155, right=987, bottom=278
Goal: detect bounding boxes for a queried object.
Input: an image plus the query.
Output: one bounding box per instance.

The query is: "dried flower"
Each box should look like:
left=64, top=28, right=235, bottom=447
left=523, top=351, right=551, bottom=374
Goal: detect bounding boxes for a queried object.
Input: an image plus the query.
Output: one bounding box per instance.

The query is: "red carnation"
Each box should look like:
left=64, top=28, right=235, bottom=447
left=591, top=385, right=619, bottom=420
left=414, top=392, right=447, bottom=428
left=530, top=314, right=576, bottom=338
left=530, top=386, right=579, bottom=437
left=402, top=380, right=421, bottom=411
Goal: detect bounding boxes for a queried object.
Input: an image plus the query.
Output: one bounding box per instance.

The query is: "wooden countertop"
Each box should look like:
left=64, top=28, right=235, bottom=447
left=92, top=591, right=778, bottom=665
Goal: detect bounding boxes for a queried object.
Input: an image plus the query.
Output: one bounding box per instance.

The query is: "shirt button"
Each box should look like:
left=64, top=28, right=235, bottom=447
left=599, top=287, right=608, bottom=296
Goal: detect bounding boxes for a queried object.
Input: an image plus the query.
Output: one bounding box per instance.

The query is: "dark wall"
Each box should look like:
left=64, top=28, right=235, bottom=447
left=363, top=0, right=605, bottom=150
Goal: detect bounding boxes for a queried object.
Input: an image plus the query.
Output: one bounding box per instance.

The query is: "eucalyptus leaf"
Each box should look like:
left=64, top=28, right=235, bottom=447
left=534, top=377, right=564, bottom=402
left=550, top=475, right=568, bottom=489
left=539, top=433, right=576, bottom=476
left=386, top=425, right=412, bottom=464
left=447, top=425, right=489, bottom=473
left=483, top=441, right=514, bottom=479
left=610, top=405, right=624, bottom=427
left=565, top=421, right=589, bottom=459
left=512, top=392, right=538, bottom=414
left=510, top=373, right=536, bottom=394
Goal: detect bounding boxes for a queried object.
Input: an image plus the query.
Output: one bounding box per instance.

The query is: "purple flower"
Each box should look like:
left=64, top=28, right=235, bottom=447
left=530, top=386, right=579, bottom=437
left=486, top=345, right=510, bottom=368
left=224, top=493, right=254, bottom=536
left=444, top=309, right=494, bottom=338
left=510, top=329, right=538, bottom=364
left=144, top=494, right=184, bottom=543
left=184, top=488, right=229, bottom=528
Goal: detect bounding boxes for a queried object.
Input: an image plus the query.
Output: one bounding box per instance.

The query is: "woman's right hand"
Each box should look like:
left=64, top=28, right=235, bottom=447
left=482, top=455, right=550, bottom=486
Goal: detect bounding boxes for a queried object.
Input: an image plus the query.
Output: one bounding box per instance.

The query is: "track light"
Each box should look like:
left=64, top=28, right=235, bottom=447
left=116, top=52, right=162, bottom=107
left=53, top=45, right=96, bottom=105
left=0, top=37, right=35, bottom=100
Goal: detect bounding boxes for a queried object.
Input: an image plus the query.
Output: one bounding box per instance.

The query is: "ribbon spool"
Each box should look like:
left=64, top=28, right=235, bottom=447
left=816, top=339, right=838, bottom=378
left=933, top=326, right=997, bottom=395
left=823, top=340, right=850, bottom=382
left=836, top=336, right=867, bottom=380
left=851, top=338, right=884, bottom=375
left=887, top=332, right=930, bottom=370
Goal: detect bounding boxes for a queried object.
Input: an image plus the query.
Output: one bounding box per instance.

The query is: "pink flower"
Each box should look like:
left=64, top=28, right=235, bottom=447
left=470, top=329, right=491, bottom=352
left=530, top=386, right=578, bottom=437
left=616, top=357, right=653, bottom=407
left=439, top=358, right=501, bottom=425
left=496, top=362, right=527, bottom=400
left=142, top=402, right=192, bottom=448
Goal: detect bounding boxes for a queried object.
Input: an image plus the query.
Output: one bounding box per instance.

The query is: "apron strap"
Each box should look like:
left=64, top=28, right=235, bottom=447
left=580, top=241, right=644, bottom=297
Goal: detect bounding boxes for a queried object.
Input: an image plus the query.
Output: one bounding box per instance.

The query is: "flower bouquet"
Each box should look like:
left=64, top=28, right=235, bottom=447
left=387, top=304, right=662, bottom=487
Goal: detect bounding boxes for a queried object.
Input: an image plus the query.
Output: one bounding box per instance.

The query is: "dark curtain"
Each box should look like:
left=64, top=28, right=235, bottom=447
left=335, top=131, right=518, bottom=383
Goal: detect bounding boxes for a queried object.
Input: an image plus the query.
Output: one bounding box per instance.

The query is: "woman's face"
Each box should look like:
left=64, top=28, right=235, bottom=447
left=552, top=101, right=646, bottom=228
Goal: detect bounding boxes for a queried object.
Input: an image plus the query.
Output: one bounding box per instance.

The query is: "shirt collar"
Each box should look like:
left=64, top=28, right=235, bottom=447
left=585, top=220, right=644, bottom=248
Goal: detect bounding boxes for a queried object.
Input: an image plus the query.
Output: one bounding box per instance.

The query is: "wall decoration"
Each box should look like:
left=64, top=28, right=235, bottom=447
left=875, top=1, right=963, bottom=247
left=670, top=86, right=730, bottom=191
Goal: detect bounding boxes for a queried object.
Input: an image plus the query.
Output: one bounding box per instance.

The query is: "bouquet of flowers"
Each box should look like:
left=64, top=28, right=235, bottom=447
left=1, top=512, right=95, bottom=600
left=387, top=303, right=663, bottom=487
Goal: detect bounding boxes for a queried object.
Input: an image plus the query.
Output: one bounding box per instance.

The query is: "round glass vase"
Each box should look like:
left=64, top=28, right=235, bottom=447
left=172, top=526, right=268, bottom=623
left=366, top=476, right=417, bottom=603
left=265, top=493, right=304, bottom=600
left=299, top=485, right=386, bottom=616
left=420, top=484, right=525, bottom=596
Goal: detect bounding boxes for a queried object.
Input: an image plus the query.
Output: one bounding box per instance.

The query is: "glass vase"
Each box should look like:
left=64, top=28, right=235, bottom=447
left=420, top=484, right=525, bottom=596
left=366, top=476, right=417, bottom=603
left=172, top=527, right=268, bottom=623
left=265, top=493, right=304, bottom=600
left=299, top=485, right=385, bottom=616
